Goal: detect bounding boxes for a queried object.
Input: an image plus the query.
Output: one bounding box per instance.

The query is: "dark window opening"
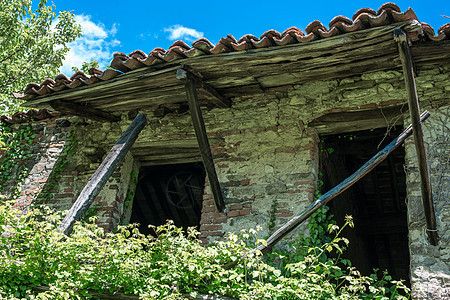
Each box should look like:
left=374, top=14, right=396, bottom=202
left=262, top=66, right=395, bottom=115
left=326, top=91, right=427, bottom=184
left=320, top=127, right=410, bottom=285
left=130, top=162, right=205, bottom=235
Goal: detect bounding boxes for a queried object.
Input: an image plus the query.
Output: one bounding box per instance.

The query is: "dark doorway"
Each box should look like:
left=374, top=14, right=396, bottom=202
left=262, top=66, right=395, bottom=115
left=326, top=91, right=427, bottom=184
left=320, top=127, right=410, bottom=285
left=130, top=162, right=206, bottom=235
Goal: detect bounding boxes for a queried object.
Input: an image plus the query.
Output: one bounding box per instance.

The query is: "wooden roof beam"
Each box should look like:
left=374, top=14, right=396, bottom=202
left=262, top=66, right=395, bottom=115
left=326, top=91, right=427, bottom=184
left=176, top=68, right=231, bottom=108
left=50, top=100, right=120, bottom=122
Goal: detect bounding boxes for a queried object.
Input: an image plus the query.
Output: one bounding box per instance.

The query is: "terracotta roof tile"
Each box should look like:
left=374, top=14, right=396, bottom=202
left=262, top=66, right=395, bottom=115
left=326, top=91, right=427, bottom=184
left=1, top=109, right=59, bottom=124
left=12, top=3, right=449, bottom=102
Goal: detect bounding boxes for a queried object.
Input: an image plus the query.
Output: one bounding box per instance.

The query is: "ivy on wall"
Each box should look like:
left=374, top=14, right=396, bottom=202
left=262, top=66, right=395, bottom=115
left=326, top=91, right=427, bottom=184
left=0, top=122, right=36, bottom=198
left=0, top=121, right=77, bottom=205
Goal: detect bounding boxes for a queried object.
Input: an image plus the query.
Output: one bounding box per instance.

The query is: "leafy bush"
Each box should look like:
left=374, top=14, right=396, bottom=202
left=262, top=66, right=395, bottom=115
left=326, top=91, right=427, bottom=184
left=0, top=201, right=409, bottom=299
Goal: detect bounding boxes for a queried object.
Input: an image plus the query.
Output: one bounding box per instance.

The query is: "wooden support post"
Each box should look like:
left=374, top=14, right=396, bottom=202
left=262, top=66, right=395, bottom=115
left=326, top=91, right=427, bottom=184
left=58, top=114, right=147, bottom=236
left=256, top=111, right=431, bottom=254
left=394, top=29, right=439, bottom=245
left=177, top=68, right=225, bottom=212
left=50, top=100, right=121, bottom=122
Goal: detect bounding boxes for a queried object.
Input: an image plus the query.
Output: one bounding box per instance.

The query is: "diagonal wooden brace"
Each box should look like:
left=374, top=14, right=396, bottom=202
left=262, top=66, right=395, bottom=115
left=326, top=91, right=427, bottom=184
left=177, top=68, right=226, bottom=212
left=58, top=114, right=147, bottom=236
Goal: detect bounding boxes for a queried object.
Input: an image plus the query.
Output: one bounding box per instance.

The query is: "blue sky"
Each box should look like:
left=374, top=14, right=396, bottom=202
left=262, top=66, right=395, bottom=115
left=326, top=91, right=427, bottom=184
left=50, top=0, right=450, bottom=75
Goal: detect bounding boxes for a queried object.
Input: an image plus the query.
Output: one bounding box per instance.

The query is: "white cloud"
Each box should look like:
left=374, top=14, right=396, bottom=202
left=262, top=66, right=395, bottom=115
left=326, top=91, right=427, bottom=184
left=164, top=25, right=203, bottom=41
left=60, top=15, right=120, bottom=75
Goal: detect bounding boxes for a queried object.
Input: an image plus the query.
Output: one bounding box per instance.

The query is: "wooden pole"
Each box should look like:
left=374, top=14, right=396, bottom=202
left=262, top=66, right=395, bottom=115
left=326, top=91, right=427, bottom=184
left=394, top=29, right=438, bottom=245
left=257, top=111, right=431, bottom=254
left=58, top=114, right=147, bottom=236
left=177, top=68, right=225, bottom=212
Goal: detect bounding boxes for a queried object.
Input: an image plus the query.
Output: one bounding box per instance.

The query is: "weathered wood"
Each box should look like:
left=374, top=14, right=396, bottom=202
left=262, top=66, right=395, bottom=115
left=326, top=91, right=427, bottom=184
left=58, top=114, right=147, bottom=236
left=394, top=29, right=438, bottom=245
left=177, top=68, right=231, bottom=108
left=257, top=111, right=431, bottom=254
left=23, top=23, right=423, bottom=113
left=22, top=66, right=181, bottom=107
left=410, top=39, right=450, bottom=65
left=49, top=100, right=120, bottom=122
left=309, top=105, right=407, bottom=135
left=139, top=156, right=202, bottom=167
left=177, top=69, right=225, bottom=212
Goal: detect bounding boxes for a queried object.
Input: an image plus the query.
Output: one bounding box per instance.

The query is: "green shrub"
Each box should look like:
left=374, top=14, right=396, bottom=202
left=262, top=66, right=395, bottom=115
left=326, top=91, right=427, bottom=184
left=0, top=202, right=409, bottom=299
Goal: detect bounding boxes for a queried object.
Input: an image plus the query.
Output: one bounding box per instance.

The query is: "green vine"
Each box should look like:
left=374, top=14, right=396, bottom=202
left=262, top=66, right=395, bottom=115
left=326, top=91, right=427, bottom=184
left=267, top=198, right=278, bottom=234
left=36, top=123, right=77, bottom=204
left=125, top=171, right=138, bottom=208
left=0, top=122, right=36, bottom=199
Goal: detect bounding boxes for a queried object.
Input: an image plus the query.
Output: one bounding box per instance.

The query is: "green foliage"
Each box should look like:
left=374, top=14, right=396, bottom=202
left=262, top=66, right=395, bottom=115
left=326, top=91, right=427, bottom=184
left=0, top=0, right=81, bottom=114
left=71, top=59, right=99, bottom=73
left=0, top=122, right=35, bottom=197
left=0, top=202, right=409, bottom=299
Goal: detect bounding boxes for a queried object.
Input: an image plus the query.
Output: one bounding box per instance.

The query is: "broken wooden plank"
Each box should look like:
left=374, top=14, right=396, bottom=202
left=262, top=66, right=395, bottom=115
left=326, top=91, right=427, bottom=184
left=58, top=114, right=147, bottom=236
left=50, top=100, right=120, bottom=122
left=177, top=68, right=225, bottom=212
left=394, top=29, right=438, bottom=246
left=257, top=111, right=431, bottom=254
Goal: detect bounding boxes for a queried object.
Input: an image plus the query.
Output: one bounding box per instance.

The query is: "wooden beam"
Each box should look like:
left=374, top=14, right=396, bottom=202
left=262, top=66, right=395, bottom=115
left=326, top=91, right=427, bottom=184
left=50, top=100, right=120, bottom=122
left=257, top=111, right=431, bottom=254
left=58, top=114, right=147, bottom=236
left=177, top=68, right=231, bottom=108
left=394, top=29, right=438, bottom=245
left=177, top=68, right=225, bottom=212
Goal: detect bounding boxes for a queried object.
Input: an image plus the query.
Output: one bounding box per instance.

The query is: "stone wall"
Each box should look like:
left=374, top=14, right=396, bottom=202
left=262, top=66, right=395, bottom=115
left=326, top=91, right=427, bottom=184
left=404, top=104, right=450, bottom=299
left=1, top=116, right=74, bottom=209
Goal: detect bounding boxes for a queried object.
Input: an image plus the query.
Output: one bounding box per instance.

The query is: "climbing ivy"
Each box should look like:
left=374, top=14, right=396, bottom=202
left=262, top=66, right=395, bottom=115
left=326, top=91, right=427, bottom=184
left=125, top=170, right=138, bottom=208
left=267, top=198, right=278, bottom=234
left=0, top=122, right=36, bottom=198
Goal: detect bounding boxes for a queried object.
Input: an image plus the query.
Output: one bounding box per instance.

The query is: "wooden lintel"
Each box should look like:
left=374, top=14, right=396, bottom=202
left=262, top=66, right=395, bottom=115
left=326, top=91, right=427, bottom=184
left=176, top=68, right=231, bottom=108
left=394, top=29, right=438, bottom=245
left=177, top=69, right=226, bottom=212
left=50, top=100, right=120, bottom=122
left=58, top=114, right=147, bottom=236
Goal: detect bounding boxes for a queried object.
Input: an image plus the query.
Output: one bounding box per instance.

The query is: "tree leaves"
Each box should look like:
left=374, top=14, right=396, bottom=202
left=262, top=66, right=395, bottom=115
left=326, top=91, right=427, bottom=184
left=0, top=0, right=81, bottom=115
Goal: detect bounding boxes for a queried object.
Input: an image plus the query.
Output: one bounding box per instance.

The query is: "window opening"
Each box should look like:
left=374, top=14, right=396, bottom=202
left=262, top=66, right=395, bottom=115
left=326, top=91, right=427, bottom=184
left=130, top=162, right=205, bottom=235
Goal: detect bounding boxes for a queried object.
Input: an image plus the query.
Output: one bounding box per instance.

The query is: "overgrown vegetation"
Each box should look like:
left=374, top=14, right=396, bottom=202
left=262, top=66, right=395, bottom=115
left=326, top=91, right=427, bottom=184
left=0, top=200, right=409, bottom=299
left=0, top=122, right=35, bottom=197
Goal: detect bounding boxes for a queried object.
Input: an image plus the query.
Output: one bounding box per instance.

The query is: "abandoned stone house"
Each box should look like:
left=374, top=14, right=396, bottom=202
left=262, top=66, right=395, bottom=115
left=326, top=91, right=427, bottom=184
left=1, top=3, right=449, bottom=299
